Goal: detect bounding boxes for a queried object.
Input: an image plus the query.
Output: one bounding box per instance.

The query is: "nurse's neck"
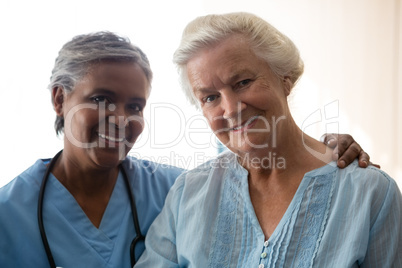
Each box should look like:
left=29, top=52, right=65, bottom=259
left=51, top=151, right=119, bottom=228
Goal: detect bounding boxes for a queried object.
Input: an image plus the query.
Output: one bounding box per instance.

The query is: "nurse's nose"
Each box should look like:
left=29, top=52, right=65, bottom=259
left=108, top=104, right=128, bottom=129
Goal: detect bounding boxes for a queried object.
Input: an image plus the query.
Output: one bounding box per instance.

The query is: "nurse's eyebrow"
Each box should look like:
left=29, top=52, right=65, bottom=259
left=93, top=88, right=146, bottom=103
left=128, top=98, right=147, bottom=106
left=92, top=88, right=116, bottom=96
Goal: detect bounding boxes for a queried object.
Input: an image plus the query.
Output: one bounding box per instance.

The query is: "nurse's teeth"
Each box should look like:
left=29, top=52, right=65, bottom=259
left=98, top=133, right=124, bottom=142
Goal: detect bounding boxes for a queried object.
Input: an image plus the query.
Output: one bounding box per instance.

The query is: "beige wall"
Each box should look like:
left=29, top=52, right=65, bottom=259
left=204, top=0, right=401, bottom=186
left=398, top=0, right=402, bottom=186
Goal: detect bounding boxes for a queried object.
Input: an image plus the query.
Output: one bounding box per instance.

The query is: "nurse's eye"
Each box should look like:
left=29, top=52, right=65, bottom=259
left=91, top=96, right=109, bottom=103
left=129, top=103, right=143, bottom=113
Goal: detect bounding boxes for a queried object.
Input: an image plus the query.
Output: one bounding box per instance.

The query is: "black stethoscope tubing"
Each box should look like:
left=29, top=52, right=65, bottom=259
left=37, top=150, right=144, bottom=268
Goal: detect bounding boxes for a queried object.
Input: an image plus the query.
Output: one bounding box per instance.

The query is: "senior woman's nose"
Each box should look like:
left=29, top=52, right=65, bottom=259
left=221, top=92, right=246, bottom=120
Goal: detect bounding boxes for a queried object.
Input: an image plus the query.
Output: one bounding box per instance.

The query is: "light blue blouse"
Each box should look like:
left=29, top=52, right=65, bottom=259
left=0, top=156, right=183, bottom=267
left=136, top=151, right=402, bottom=267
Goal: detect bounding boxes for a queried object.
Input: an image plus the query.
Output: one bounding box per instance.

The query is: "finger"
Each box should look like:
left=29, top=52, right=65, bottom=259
left=336, top=134, right=355, bottom=158
left=320, top=133, right=328, bottom=143
left=357, top=150, right=370, bottom=168
left=321, top=133, right=339, bottom=150
left=321, top=133, right=338, bottom=145
left=370, top=162, right=381, bottom=169
left=331, top=146, right=339, bottom=161
left=326, top=138, right=338, bottom=149
left=337, top=142, right=361, bottom=169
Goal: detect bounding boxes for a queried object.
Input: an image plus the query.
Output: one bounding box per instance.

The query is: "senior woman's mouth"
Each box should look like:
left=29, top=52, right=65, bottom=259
left=231, top=115, right=259, bottom=132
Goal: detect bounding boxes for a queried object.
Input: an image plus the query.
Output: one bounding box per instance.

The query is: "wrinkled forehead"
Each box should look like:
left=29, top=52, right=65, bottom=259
left=186, top=35, right=264, bottom=82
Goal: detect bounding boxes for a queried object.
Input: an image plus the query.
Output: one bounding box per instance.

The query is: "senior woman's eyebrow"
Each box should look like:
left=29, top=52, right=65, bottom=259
left=193, top=88, right=217, bottom=98
left=225, top=68, right=255, bottom=84
left=194, top=72, right=251, bottom=91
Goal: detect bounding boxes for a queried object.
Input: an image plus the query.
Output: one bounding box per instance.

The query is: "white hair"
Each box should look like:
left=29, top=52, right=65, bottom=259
left=173, top=12, right=304, bottom=108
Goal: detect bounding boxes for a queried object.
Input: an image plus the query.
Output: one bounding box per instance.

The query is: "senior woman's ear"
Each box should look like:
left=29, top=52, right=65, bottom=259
left=283, top=77, right=293, bottom=96
left=52, top=86, right=65, bottom=117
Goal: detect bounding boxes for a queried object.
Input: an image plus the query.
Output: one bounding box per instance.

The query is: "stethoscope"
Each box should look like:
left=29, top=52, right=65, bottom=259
left=37, top=150, right=145, bottom=268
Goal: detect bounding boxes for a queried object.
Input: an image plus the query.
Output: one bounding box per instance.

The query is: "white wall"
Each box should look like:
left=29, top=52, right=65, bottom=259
left=0, top=0, right=400, bottom=187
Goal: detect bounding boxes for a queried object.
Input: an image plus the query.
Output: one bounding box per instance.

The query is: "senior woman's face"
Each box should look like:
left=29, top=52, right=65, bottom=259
left=186, top=35, right=290, bottom=156
left=56, top=62, right=149, bottom=168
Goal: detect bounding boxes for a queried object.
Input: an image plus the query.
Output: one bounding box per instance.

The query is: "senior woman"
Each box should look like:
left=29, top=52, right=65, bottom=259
left=136, top=13, right=402, bottom=267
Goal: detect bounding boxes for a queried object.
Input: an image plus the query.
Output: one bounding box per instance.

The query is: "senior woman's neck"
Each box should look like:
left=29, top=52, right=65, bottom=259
left=240, top=120, right=333, bottom=183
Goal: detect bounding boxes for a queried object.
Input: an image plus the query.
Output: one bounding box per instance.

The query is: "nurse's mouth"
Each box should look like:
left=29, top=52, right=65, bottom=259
left=98, top=133, right=125, bottom=142
left=231, top=116, right=259, bottom=132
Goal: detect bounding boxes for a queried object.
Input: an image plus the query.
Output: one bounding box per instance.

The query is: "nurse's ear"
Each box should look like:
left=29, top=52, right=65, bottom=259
left=52, top=86, right=65, bottom=117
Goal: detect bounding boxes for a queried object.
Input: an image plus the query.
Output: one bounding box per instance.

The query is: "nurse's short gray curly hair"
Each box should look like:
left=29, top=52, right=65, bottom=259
left=173, top=12, right=304, bottom=108
left=49, top=31, right=153, bottom=135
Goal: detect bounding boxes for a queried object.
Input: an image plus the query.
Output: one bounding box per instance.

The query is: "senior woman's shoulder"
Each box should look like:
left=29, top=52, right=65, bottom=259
left=335, top=160, right=401, bottom=208
left=337, top=160, right=397, bottom=188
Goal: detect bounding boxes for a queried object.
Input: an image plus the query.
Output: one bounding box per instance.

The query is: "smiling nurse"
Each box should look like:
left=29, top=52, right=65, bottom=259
left=0, top=32, right=184, bottom=268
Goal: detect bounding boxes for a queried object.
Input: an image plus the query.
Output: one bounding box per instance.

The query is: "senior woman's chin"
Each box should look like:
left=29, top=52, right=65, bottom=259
left=225, top=135, right=272, bottom=154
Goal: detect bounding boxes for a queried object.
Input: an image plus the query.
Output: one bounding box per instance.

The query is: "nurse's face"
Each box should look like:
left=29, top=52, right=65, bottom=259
left=55, top=61, right=149, bottom=169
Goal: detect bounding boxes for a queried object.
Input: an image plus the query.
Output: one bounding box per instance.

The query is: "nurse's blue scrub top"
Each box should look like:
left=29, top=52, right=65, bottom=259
left=0, top=156, right=183, bottom=267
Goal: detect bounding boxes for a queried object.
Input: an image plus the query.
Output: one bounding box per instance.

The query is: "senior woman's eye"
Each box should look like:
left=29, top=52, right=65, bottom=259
left=204, top=95, right=219, bottom=103
left=238, top=79, right=251, bottom=87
